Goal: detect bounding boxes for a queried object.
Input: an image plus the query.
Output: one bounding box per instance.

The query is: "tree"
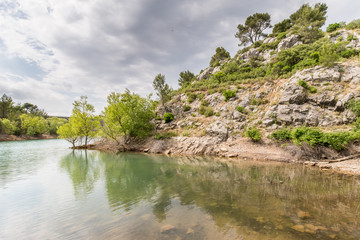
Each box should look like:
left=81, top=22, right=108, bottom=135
left=209, top=47, right=230, bottom=67
left=290, top=3, right=327, bottom=43
left=0, top=94, right=14, bottom=119
left=71, top=96, right=99, bottom=147
left=178, top=70, right=195, bottom=87
left=22, top=103, right=47, bottom=117
left=57, top=120, right=80, bottom=148
left=153, top=74, right=172, bottom=106
left=102, top=90, right=154, bottom=144
left=235, top=13, right=271, bottom=46
left=19, top=114, right=48, bottom=136
left=272, top=19, right=292, bottom=34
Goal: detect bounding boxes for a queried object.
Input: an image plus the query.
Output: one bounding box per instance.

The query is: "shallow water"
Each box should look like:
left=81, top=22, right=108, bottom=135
left=1, top=139, right=360, bottom=239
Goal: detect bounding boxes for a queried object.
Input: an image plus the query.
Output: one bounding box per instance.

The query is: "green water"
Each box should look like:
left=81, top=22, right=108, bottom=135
left=1, top=140, right=360, bottom=239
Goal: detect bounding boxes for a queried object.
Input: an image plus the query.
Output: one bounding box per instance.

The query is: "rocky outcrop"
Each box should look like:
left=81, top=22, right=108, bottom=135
left=277, top=35, right=302, bottom=51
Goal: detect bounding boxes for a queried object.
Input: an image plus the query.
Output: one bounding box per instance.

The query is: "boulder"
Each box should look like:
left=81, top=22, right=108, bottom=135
left=277, top=35, right=302, bottom=51
left=197, top=67, right=214, bottom=81
left=278, top=84, right=307, bottom=105
left=206, top=120, right=229, bottom=141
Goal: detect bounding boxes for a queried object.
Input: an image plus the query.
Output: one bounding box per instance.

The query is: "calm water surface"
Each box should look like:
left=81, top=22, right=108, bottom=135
left=1, top=139, right=360, bottom=239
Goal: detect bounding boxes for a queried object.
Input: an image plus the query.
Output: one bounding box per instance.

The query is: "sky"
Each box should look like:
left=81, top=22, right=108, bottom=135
left=0, top=0, right=359, bottom=116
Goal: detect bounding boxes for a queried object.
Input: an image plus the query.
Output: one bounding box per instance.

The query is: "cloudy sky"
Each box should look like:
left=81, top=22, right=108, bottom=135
left=0, top=0, right=359, bottom=116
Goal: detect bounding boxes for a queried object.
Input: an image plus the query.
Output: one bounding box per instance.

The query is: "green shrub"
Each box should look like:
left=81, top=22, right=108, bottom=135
left=270, top=128, right=292, bottom=140
left=222, top=90, right=236, bottom=101
left=253, top=41, right=262, bottom=48
left=246, top=127, right=262, bottom=142
left=272, top=19, right=292, bottom=35
left=154, top=131, right=177, bottom=140
left=155, top=116, right=162, bottom=120
left=298, top=80, right=309, bottom=89
left=291, top=127, right=323, bottom=147
left=197, top=93, right=205, bottom=100
left=346, top=19, right=360, bottom=30
left=236, top=106, right=246, bottom=113
left=309, top=86, right=317, bottom=93
left=187, top=93, right=197, bottom=103
left=326, top=23, right=342, bottom=32
left=200, top=99, right=209, bottom=107
left=277, top=32, right=287, bottom=41
left=199, top=106, right=214, bottom=117
left=347, top=99, right=360, bottom=117
left=183, top=105, right=191, bottom=112
left=0, top=119, right=19, bottom=135
left=163, top=113, right=174, bottom=123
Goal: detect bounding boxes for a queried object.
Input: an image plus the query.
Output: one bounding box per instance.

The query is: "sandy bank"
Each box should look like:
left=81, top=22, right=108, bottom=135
left=0, top=134, right=57, bottom=142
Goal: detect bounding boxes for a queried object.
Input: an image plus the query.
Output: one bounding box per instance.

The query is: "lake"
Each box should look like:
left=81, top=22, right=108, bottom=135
left=1, top=139, right=360, bottom=239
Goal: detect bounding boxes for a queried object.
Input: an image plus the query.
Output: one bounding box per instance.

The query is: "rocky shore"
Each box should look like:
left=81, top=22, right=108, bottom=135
left=0, top=134, right=57, bottom=142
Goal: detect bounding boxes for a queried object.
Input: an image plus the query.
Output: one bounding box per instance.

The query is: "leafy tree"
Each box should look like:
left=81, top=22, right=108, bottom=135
left=0, top=119, right=19, bottom=135
left=0, top=94, right=14, bottom=119
left=178, top=70, right=195, bottom=87
left=346, top=19, right=360, bottom=30
left=272, top=19, right=292, bottom=34
left=71, top=96, right=99, bottom=147
left=19, top=114, right=48, bottom=136
left=209, top=47, right=231, bottom=67
left=102, top=90, right=154, bottom=144
left=153, top=74, right=172, bottom=106
left=57, top=121, right=80, bottom=148
left=47, top=117, right=68, bottom=135
left=290, top=3, right=327, bottom=43
left=22, top=102, right=47, bottom=117
left=235, top=13, right=271, bottom=46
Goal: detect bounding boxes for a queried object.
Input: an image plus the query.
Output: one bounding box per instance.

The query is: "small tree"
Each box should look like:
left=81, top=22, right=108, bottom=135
left=71, top=96, right=99, bottom=147
left=235, top=13, right=271, bottom=46
left=290, top=3, right=327, bottom=43
left=102, top=90, right=154, bottom=144
left=0, top=94, right=14, bottom=119
left=178, top=70, right=195, bottom=87
left=272, top=19, right=292, bottom=34
left=209, top=47, right=230, bottom=67
left=153, top=74, right=172, bottom=106
left=57, top=121, right=79, bottom=148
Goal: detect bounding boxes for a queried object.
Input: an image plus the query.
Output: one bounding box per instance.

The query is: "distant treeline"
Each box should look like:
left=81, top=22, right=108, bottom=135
left=0, top=94, right=67, bottom=136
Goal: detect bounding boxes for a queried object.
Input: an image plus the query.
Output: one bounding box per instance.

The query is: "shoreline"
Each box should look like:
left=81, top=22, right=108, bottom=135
left=92, top=136, right=360, bottom=176
left=0, top=134, right=58, bottom=142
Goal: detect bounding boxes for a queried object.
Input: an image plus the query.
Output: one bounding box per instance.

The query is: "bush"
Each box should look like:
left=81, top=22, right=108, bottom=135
left=163, top=113, right=174, bottom=123
left=291, top=127, right=323, bottom=147
left=326, top=23, right=342, bottom=32
left=183, top=105, right=191, bottom=112
left=187, top=93, right=197, bottom=103
left=0, top=119, right=19, bottom=135
left=270, top=128, right=292, bottom=140
left=347, top=99, right=360, bottom=117
left=298, top=80, right=317, bottom=93
left=272, top=19, right=292, bottom=34
left=346, top=19, right=360, bottom=30
left=246, top=127, right=262, bottom=142
left=222, top=90, right=236, bottom=101
left=200, top=99, right=209, bottom=107
left=154, top=131, right=177, bottom=140
left=198, top=106, right=214, bottom=117
left=236, top=106, right=246, bottom=114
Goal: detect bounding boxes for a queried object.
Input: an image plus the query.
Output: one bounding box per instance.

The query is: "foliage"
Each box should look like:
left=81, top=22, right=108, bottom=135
left=210, top=47, right=230, bottom=67
left=289, top=3, right=327, bottom=43
left=347, top=99, right=360, bottom=117
left=163, top=113, right=174, bottom=123
left=187, top=92, right=197, bottom=103
left=153, top=73, right=172, bottom=106
left=19, top=114, right=48, bottom=136
left=154, top=131, right=177, bottom=140
left=57, top=121, right=80, bottom=148
left=346, top=19, right=360, bottom=30
left=47, top=117, right=68, bottom=135
left=102, top=91, right=154, bottom=144
left=178, top=70, right=196, bottom=87
left=198, top=105, right=214, bottom=117
left=222, top=90, right=236, bottom=101
left=246, top=127, right=262, bottom=142
left=236, top=106, right=246, bottom=114
left=70, top=96, right=99, bottom=146
left=235, top=13, right=271, bottom=46
left=0, top=119, right=19, bottom=135
left=269, top=128, right=292, bottom=140
left=326, top=22, right=344, bottom=32
left=272, top=19, right=292, bottom=34
left=183, top=105, right=191, bottom=112
left=0, top=94, right=14, bottom=119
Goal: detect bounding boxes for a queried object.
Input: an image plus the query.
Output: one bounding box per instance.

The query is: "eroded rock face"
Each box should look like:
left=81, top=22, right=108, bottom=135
left=206, top=120, right=229, bottom=141
left=197, top=67, right=214, bottom=81
left=277, top=35, right=302, bottom=51
left=278, top=84, right=307, bottom=105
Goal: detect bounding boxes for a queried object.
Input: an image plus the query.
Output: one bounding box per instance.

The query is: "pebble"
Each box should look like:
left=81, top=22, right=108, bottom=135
left=160, top=224, right=175, bottom=233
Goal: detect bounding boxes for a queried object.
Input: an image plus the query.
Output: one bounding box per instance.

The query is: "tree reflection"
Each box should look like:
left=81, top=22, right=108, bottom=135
left=60, top=150, right=100, bottom=198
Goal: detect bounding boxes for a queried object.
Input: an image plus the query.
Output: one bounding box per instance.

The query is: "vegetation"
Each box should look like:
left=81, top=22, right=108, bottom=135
left=346, top=19, right=360, bottom=30
left=326, top=22, right=345, bottom=32
left=235, top=13, right=271, bottom=46
left=272, top=19, right=292, bottom=35
left=163, top=112, right=174, bottom=123
left=210, top=47, right=230, bottom=67
left=246, top=127, right=262, bottom=142
left=298, top=80, right=317, bottom=93
left=222, top=90, right=236, bottom=101
left=154, top=131, right=177, bottom=140
left=236, top=106, right=247, bottom=114
left=178, top=70, right=196, bottom=87
left=101, top=91, right=154, bottom=144
left=153, top=73, right=172, bottom=106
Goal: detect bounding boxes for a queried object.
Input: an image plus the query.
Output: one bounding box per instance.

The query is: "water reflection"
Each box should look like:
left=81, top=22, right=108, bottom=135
left=59, top=151, right=360, bottom=239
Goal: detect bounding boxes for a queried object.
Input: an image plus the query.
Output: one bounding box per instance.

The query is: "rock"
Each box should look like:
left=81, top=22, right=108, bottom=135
left=335, top=92, right=355, bottom=111
left=197, top=67, right=214, bottom=81
left=279, top=84, right=307, bottom=105
left=291, top=225, right=305, bottom=232
left=277, top=35, right=302, bottom=51
left=206, top=120, right=229, bottom=141
left=232, top=111, right=246, bottom=121
left=212, top=66, right=221, bottom=75
left=186, top=228, right=194, bottom=234
left=297, top=210, right=310, bottom=219
left=343, top=66, right=360, bottom=85
left=160, top=224, right=175, bottom=233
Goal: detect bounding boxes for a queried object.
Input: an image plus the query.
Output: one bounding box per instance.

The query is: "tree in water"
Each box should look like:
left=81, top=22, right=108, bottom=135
left=235, top=13, right=271, bottom=46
